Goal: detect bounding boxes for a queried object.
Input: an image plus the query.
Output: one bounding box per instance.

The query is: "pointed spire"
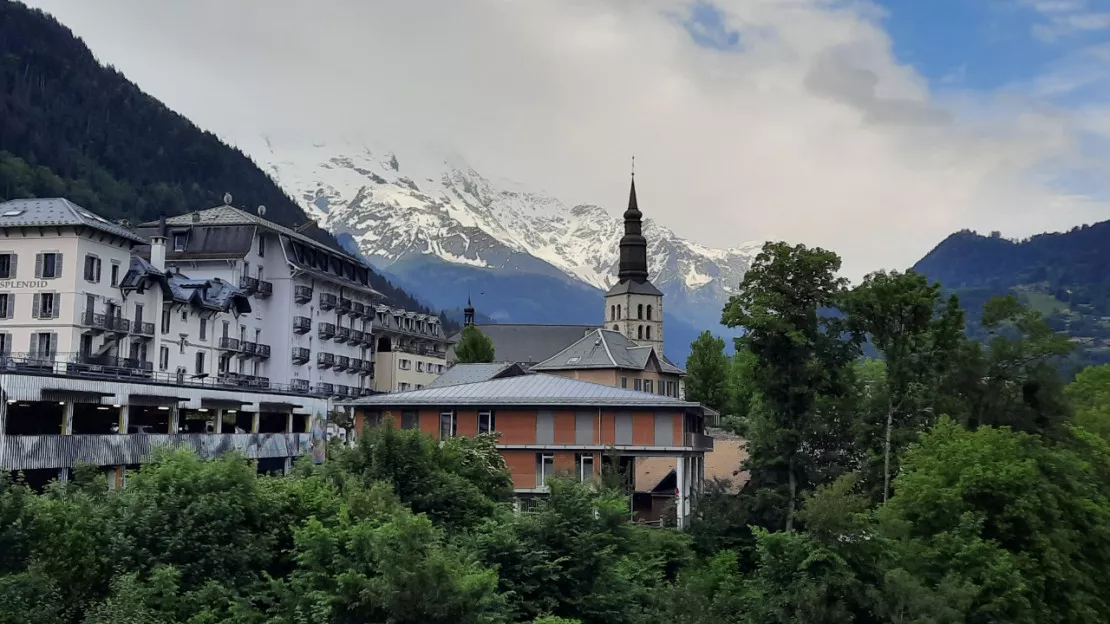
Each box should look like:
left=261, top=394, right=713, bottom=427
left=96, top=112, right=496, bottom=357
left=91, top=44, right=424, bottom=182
left=617, top=169, right=648, bottom=282
left=463, top=294, right=475, bottom=327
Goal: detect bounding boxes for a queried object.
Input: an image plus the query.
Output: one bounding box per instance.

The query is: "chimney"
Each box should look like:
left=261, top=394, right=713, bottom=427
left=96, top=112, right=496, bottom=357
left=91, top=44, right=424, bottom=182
left=150, top=214, right=167, bottom=271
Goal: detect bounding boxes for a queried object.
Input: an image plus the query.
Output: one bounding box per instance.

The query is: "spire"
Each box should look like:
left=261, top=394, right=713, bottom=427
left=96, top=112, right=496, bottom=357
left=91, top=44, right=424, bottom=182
left=617, top=171, right=649, bottom=283
left=463, top=295, right=475, bottom=327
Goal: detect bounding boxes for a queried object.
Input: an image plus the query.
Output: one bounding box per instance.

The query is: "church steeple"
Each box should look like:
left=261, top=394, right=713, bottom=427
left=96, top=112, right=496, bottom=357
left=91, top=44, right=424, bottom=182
left=617, top=174, right=649, bottom=283
left=463, top=295, right=475, bottom=327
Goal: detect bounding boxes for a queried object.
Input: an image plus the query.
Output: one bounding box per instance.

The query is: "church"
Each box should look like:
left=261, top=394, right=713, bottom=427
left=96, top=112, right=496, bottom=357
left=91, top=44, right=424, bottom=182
left=443, top=174, right=686, bottom=398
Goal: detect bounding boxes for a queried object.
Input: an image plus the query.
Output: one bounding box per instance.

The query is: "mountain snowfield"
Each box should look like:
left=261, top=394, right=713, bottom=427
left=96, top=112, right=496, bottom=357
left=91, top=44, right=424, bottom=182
left=248, top=137, right=762, bottom=358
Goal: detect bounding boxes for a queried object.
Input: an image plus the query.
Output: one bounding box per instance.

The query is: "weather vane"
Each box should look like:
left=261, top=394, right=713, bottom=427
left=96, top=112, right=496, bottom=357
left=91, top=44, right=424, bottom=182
left=631, top=155, right=635, bottom=178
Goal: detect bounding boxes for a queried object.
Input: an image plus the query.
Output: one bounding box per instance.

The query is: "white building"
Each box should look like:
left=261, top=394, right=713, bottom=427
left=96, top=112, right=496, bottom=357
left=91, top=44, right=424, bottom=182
left=370, top=304, right=450, bottom=392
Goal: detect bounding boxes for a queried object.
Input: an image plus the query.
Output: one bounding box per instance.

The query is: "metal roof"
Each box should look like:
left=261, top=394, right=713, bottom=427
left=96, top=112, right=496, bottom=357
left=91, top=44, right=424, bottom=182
left=530, top=328, right=685, bottom=374
left=0, top=198, right=147, bottom=243
left=605, top=279, right=664, bottom=297
left=340, top=373, right=704, bottom=410
left=425, top=362, right=528, bottom=388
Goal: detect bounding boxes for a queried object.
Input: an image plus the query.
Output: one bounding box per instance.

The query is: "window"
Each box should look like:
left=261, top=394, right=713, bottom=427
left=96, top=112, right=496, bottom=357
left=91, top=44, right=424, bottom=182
left=257, top=233, right=266, bottom=257
left=181, top=309, right=187, bottom=321
left=179, top=337, right=186, bottom=354
left=610, top=304, right=615, bottom=320
left=134, top=303, right=144, bottom=326
left=399, top=358, right=411, bottom=370
left=110, top=262, right=120, bottom=287
left=439, top=410, right=457, bottom=439
left=478, top=410, right=495, bottom=434
left=644, top=379, right=654, bottom=393
left=158, top=346, right=169, bottom=370
left=398, top=382, right=411, bottom=391
left=161, top=309, right=171, bottom=334
left=401, top=410, right=419, bottom=430
left=536, top=453, right=555, bottom=488
left=646, top=326, right=652, bottom=340
left=222, top=320, right=230, bottom=338
left=36, top=252, right=61, bottom=279
left=30, top=332, right=54, bottom=358
left=199, top=318, right=207, bottom=340
left=637, top=303, right=643, bottom=319
left=616, top=304, right=621, bottom=319
left=195, top=351, right=205, bottom=375
left=173, top=233, right=187, bottom=251
left=634, top=378, right=642, bottom=391
left=620, top=376, right=628, bottom=389
left=0, top=333, right=9, bottom=356
left=647, top=305, right=653, bottom=321
left=33, top=293, right=57, bottom=319
left=0, top=294, right=10, bottom=319
left=577, top=453, right=595, bottom=481
left=417, top=361, right=424, bottom=372
left=0, top=253, right=14, bottom=279
left=218, top=353, right=231, bottom=374
left=83, top=254, right=101, bottom=283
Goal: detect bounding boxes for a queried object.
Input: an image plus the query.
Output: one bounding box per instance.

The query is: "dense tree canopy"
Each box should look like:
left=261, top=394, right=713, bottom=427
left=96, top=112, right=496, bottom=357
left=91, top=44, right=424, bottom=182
left=454, top=325, right=496, bottom=364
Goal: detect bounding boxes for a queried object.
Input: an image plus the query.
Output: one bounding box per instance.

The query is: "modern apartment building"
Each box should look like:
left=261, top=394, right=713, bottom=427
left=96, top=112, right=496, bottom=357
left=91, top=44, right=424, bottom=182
left=342, top=373, right=714, bottom=528
left=370, top=304, right=449, bottom=392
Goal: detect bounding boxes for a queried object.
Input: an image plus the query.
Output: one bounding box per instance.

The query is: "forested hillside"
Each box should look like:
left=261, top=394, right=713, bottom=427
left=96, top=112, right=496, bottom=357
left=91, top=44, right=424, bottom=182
left=914, top=221, right=1110, bottom=366
left=0, top=1, right=439, bottom=318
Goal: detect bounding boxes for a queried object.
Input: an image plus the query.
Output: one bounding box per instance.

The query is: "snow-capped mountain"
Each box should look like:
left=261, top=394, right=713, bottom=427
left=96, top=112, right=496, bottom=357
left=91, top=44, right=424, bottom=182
left=246, top=137, right=761, bottom=357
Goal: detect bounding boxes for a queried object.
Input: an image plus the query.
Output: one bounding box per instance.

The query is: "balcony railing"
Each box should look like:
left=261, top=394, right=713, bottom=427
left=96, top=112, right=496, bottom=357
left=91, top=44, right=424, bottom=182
left=335, top=355, right=350, bottom=371
left=257, top=280, right=273, bottom=298
left=106, top=316, right=131, bottom=334
left=291, top=378, right=310, bottom=393
left=134, top=321, right=155, bottom=337
left=335, top=327, right=350, bottom=343
left=294, top=285, right=313, bottom=304
left=685, top=432, right=715, bottom=451
left=80, top=310, right=109, bottom=332
left=218, top=337, right=240, bottom=351
left=255, top=343, right=271, bottom=359
left=349, top=330, right=364, bottom=344
left=351, top=302, right=366, bottom=317
left=238, top=341, right=258, bottom=358
left=291, top=347, right=310, bottom=364
left=316, top=382, right=334, bottom=396
left=239, top=276, right=259, bottom=293
left=293, top=316, right=311, bottom=334
left=338, top=298, right=353, bottom=314
left=359, top=361, right=374, bottom=377
left=318, top=322, right=335, bottom=340
left=319, top=293, right=337, bottom=310
left=359, top=387, right=374, bottom=397
left=317, top=352, right=334, bottom=368
left=334, top=384, right=350, bottom=398
left=362, top=333, right=375, bottom=348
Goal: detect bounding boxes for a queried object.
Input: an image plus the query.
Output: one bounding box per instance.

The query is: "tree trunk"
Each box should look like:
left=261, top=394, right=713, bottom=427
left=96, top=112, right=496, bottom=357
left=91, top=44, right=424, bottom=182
left=786, top=454, right=797, bottom=532
left=883, top=396, right=893, bottom=504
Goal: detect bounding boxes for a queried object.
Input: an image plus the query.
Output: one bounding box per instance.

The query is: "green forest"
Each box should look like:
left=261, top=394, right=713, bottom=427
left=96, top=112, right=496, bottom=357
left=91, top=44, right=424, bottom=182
left=2, top=241, right=1110, bottom=623
left=0, top=1, right=440, bottom=320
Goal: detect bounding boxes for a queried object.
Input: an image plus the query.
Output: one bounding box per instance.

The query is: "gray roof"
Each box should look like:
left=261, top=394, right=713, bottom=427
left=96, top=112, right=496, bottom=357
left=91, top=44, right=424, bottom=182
left=0, top=198, right=147, bottom=244
left=340, top=373, right=704, bottom=410
left=447, top=324, right=597, bottom=366
left=426, top=362, right=529, bottom=388
left=606, top=279, right=664, bottom=297
left=120, top=257, right=250, bottom=314
left=531, top=328, right=685, bottom=375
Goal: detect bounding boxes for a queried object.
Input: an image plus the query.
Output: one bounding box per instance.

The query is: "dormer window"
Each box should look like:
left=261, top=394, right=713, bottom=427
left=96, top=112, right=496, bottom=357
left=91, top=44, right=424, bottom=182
left=173, top=233, right=187, bottom=252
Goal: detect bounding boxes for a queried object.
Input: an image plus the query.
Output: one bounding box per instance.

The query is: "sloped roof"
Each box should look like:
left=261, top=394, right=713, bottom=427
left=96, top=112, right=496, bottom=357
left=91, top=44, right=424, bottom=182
left=120, top=257, right=250, bottom=314
left=530, top=329, right=685, bottom=375
left=606, top=279, right=664, bottom=297
left=426, top=362, right=529, bottom=388
left=340, top=373, right=704, bottom=410
left=447, top=324, right=597, bottom=366
left=0, top=198, right=147, bottom=243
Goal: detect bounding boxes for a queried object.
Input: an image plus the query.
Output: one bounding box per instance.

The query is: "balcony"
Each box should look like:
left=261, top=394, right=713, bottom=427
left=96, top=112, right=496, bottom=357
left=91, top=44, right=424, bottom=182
left=218, top=337, right=240, bottom=352
left=239, top=341, right=258, bottom=358
left=334, top=384, right=350, bottom=398
left=359, top=361, right=374, bottom=377
left=362, top=333, right=375, bottom=348
left=335, top=355, right=350, bottom=371
left=291, top=378, right=310, bottom=393
left=239, top=276, right=259, bottom=294
left=338, top=298, right=353, bottom=314
left=351, top=302, right=366, bottom=318
left=293, top=316, right=311, bottom=334
left=106, top=316, right=131, bottom=334
left=255, top=343, right=271, bottom=359
left=291, top=347, right=310, bottom=365
left=316, top=382, right=334, bottom=396
left=349, top=330, right=364, bottom=344
left=318, top=322, right=335, bottom=340
left=317, top=352, right=334, bottom=369
left=685, top=432, right=715, bottom=451
left=335, top=327, right=350, bottom=343
left=133, top=321, right=155, bottom=337
left=80, top=310, right=109, bottom=333
left=359, top=387, right=374, bottom=397
left=294, top=285, right=313, bottom=304
left=256, top=280, right=273, bottom=298
left=319, top=293, right=337, bottom=310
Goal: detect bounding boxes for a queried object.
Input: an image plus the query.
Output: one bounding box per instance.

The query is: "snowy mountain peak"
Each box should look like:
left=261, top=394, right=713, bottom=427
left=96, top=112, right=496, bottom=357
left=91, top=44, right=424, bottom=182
left=250, top=137, right=763, bottom=319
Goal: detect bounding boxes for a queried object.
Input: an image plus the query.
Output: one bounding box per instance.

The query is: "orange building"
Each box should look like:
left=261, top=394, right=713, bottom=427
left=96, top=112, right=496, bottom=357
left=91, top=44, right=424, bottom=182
left=342, top=373, right=715, bottom=527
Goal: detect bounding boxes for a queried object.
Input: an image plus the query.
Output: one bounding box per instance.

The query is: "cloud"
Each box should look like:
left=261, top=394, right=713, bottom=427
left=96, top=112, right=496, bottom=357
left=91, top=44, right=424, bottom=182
left=23, top=0, right=1110, bottom=281
left=1024, top=0, right=1110, bottom=42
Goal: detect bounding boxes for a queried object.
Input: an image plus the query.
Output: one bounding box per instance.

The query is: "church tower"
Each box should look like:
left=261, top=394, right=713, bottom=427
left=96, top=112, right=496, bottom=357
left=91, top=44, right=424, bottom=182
left=604, top=173, right=664, bottom=350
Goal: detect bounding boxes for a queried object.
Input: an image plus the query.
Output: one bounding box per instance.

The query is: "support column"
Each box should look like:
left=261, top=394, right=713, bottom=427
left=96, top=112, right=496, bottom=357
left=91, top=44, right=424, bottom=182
left=61, top=402, right=74, bottom=435
left=215, top=409, right=224, bottom=434
left=286, top=412, right=295, bottom=433
left=675, top=455, right=686, bottom=529
left=118, top=405, right=129, bottom=435
left=251, top=411, right=260, bottom=434
left=283, top=457, right=292, bottom=475
left=168, top=406, right=180, bottom=434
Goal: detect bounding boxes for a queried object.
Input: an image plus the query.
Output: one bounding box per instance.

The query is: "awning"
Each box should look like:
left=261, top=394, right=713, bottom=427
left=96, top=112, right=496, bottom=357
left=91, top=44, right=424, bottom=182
left=128, top=393, right=188, bottom=406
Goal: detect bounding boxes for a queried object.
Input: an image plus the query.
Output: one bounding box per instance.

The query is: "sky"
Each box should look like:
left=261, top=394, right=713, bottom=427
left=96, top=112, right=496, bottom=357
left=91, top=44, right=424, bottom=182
left=24, top=0, right=1110, bottom=280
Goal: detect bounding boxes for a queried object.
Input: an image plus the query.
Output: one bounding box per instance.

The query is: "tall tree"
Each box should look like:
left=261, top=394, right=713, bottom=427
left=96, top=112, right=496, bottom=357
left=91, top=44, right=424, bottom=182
left=840, top=270, right=965, bottom=502
left=454, top=326, right=496, bottom=364
left=685, top=331, right=730, bottom=412
left=1067, top=364, right=1110, bottom=440
left=721, top=242, right=856, bottom=531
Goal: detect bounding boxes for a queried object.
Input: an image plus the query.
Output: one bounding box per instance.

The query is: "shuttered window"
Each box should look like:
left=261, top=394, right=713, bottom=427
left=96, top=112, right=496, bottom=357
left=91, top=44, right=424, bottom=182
left=34, top=252, right=62, bottom=279
left=0, top=253, right=16, bottom=279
